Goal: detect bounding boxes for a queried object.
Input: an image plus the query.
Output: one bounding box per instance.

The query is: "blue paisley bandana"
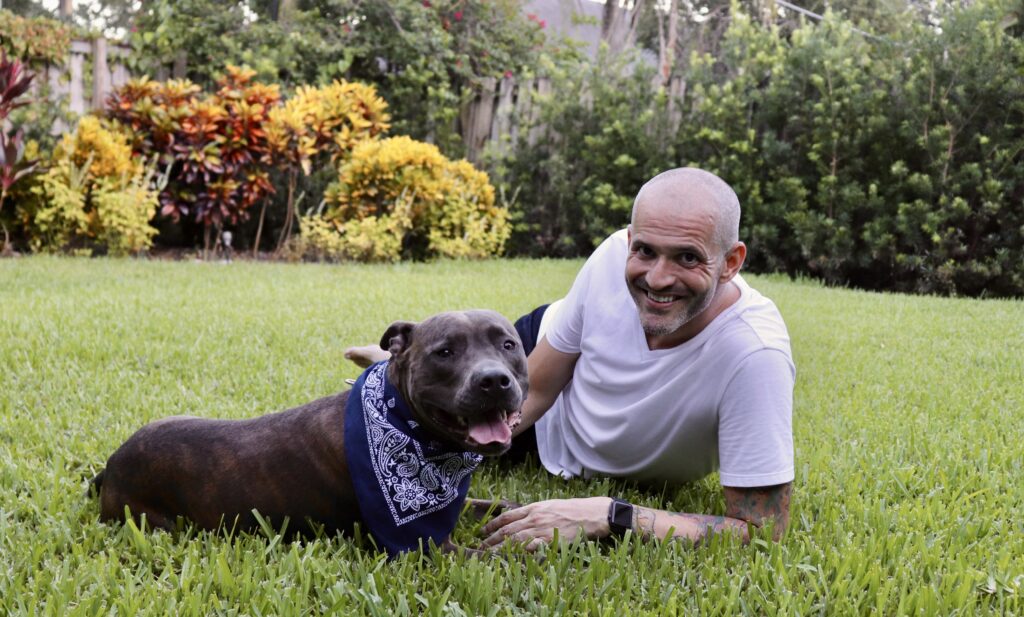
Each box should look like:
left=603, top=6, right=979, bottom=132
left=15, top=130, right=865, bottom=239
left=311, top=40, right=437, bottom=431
left=344, top=361, right=482, bottom=556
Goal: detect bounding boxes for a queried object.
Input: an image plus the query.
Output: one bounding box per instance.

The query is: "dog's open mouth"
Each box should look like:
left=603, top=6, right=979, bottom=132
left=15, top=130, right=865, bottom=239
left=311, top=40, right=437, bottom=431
left=426, top=405, right=522, bottom=449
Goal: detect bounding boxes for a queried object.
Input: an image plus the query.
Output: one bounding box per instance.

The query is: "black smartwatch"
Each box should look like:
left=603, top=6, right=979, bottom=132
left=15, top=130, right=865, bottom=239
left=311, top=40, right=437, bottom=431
left=607, top=498, right=634, bottom=537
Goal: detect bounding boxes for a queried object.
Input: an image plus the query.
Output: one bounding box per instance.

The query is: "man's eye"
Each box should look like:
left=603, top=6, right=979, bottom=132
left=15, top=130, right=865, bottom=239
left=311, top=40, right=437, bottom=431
left=681, top=253, right=700, bottom=265
left=635, top=246, right=655, bottom=258
left=503, top=340, right=517, bottom=351
left=434, top=348, right=453, bottom=358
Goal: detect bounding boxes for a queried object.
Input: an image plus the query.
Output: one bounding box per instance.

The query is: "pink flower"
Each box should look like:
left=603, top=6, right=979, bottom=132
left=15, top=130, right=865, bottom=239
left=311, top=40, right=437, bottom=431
left=422, top=0, right=431, bottom=6
left=454, top=10, right=463, bottom=21
left=504, top=70, right=513, bottom=79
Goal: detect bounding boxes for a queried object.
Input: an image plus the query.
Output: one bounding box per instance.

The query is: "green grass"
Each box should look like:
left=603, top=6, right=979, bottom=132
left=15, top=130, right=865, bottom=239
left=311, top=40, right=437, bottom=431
left=1, top=256, right=1022, bottom=615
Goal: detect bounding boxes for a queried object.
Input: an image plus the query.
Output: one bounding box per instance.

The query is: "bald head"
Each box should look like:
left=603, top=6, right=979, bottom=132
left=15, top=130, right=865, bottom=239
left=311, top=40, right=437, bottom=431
left=631, top=168, right=741, bottom=255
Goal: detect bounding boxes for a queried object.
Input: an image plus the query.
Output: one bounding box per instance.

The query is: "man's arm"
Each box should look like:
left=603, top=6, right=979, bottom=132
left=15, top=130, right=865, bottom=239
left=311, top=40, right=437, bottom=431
left=514, top=337, right=580, bottom=436
left=633, top=483, right=791, bottom=544
left=479, top=483, right=791, bottom=551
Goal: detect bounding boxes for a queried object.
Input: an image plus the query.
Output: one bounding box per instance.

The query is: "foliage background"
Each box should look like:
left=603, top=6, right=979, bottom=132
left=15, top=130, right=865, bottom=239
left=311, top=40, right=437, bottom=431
left=1, top=0, right=1022, bottom=297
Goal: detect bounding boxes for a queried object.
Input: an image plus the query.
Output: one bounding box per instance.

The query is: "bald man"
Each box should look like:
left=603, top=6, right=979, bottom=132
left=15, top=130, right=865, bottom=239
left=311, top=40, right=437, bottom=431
left=348, top=168, right=795, bottom=550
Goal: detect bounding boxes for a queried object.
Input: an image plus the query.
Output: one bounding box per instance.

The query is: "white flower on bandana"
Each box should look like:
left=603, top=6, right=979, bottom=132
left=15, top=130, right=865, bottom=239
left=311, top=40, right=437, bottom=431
left=392, top=477, right=429, bottom=512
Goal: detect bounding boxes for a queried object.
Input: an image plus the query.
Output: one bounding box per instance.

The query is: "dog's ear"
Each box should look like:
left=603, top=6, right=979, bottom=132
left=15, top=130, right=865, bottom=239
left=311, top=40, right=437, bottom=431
left=380, top=321, right=416, bottom=356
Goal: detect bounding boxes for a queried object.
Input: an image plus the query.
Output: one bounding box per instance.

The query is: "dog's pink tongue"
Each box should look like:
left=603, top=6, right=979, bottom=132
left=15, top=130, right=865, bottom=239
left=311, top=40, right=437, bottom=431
left=468, top=415, right=511, bottom=445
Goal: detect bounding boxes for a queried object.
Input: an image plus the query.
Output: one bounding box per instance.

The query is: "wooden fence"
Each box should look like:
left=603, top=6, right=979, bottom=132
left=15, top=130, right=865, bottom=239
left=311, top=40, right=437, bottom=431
left=33, top=38, right=131, bottom=134
left=460, top=76, right=551, bottom=164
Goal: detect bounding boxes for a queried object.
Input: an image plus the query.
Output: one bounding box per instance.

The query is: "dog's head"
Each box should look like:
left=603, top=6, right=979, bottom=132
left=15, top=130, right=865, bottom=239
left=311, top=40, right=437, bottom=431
left=381, top=310, right=529, bottom=455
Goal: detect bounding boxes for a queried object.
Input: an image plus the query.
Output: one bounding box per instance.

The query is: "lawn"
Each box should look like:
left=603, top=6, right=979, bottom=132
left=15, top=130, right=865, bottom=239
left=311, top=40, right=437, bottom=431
left=1, top=256, right=1022, bottom=615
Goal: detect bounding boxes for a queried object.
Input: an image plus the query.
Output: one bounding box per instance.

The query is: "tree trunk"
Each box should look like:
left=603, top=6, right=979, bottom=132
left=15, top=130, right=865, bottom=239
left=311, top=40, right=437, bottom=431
left=601, top=0, right=645, bottom=56
left=203, top=223, right=213, bottom=261
left=273, top=168, right=298, bottom=256
left=253, top=199, right=269, bottom=259
left=655, top=0, right=679, bottom=88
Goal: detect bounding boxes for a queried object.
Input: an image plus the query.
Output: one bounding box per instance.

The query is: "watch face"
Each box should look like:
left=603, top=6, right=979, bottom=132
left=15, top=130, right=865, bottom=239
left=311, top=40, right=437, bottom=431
left=610, top=500, right=633, bottom=534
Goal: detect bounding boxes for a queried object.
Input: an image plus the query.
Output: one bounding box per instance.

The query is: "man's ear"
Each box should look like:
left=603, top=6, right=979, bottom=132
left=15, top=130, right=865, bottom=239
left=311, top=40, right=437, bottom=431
left=380, top=321, right=417, bottom=356
left=720, top=241, right=747, bottom=282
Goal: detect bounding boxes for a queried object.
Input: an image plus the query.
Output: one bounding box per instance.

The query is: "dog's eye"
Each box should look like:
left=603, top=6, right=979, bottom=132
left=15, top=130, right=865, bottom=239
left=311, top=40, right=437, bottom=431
left=503, top=340, right=517, bottom=351
left=434, top=348, right=453, bottom=359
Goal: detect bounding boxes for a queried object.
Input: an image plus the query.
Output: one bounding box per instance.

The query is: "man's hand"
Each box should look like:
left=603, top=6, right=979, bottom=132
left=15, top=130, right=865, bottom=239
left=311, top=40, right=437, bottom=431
left=479, top=483, right=791, bottom=551
left=479, top=497, right=612, bottom=552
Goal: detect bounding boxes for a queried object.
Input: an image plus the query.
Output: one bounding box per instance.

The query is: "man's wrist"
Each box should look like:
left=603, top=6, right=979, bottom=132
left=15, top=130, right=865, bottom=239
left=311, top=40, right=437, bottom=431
left=607, top=497, right=634, bottom=537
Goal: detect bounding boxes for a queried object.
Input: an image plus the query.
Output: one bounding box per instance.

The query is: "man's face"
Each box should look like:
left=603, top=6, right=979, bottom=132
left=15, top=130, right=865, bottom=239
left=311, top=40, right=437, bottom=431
left=625, top=188, right=726, bottom=341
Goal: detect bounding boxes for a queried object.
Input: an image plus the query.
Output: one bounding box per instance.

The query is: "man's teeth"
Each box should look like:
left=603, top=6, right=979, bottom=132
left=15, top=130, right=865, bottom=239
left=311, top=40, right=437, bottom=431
left=647, top=291, right=676, bottom=303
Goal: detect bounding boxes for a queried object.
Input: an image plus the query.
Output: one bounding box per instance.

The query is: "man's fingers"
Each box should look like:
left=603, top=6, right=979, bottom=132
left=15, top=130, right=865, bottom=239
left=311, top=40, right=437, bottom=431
left=480, top=504, right=531, bottom=536
left=484, top=530, right=551, bottom=553
left=480, top=517, right=536, bottom=548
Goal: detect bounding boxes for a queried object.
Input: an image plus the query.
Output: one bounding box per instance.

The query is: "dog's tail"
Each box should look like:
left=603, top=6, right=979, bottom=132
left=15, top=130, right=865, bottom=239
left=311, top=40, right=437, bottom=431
left=87, top=469, right=105, bottom=498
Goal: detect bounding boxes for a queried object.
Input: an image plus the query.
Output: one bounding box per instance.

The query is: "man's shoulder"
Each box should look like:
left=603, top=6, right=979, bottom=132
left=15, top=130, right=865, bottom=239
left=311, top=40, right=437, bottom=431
left=589, top=229, right=629, bottom=264
left=716, top=278, right=793, bottom=358
left=573, top=229, right=630, bottom=293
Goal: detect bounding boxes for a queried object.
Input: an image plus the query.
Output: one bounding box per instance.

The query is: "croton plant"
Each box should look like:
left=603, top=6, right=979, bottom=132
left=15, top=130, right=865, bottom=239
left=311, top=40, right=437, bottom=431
left=0, top=51, right=39, bottom=252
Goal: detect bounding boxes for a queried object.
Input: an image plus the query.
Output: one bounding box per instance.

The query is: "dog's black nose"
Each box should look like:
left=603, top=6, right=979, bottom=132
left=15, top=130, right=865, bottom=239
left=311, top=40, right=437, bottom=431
left=478, top=370, right=513, bottom=393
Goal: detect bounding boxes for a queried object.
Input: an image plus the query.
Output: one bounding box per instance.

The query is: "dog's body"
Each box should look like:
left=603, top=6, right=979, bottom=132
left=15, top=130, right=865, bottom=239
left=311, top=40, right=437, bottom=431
left=94, top=310, right=528, bottom=548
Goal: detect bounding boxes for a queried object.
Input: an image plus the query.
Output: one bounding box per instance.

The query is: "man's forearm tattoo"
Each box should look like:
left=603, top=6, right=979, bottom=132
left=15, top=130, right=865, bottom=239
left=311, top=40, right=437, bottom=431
left=635, top=507, right=657, bottom=538
left=629, top=483, right=791, bottom=544
left=724, top=483, right=791, bottom=540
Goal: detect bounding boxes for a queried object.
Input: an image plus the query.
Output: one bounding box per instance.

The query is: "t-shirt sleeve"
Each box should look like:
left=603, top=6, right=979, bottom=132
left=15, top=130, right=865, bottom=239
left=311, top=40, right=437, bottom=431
left=544, top=232, right=623, bottom=354
left=717, top=348, right=795, bottom=487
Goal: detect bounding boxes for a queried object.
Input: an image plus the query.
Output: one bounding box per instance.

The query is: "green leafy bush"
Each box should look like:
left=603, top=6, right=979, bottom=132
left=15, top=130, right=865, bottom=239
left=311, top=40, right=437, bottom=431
left=499, top=0, right=1024, bottom=296
left=497, top=45, right=674, bottom=256
left=24, top=116, right=159, bottom=255
left=673, top=1, right=1024, bottom=296
left=315, top=135, right=510, bottom=262
left=0, top=10, right=71, bottom=64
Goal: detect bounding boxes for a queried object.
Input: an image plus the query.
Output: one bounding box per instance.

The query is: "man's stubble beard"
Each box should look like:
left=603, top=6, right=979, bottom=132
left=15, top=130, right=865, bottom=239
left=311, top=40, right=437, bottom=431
left=633, top=280, right=718, bottom=338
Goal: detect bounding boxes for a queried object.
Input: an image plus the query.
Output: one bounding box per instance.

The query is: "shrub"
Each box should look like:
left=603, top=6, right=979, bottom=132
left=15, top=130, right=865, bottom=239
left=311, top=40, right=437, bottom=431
left=496, top=44, right=673, bottom=256
left=53, top=116, right=137, bottom=180
left=318, top=136, right=509, bottom=261
left=25, top=117, right=159, bottom=255
left=673, top=1, right=1024, bottom=296
left=27, top=156, right=90, bottom=252
left=1, top=50, right=40, bottom=251
left=0, top=11, right=71, bottom=64
left=264, top=80, right=391, bottom=253
left=267, top=80, right=391, bottom=171
left=105, top=67, right=280, bottom=251
left=296, top=209, right=409, bottom=264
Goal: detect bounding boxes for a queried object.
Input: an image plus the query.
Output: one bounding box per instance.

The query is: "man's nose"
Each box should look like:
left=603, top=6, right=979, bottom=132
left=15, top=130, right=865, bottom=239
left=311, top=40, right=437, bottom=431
left=645, top=257, right=675, bottom=290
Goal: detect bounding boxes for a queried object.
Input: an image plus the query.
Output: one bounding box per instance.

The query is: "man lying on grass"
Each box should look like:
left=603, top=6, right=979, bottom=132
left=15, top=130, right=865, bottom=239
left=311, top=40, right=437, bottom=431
left=347, top=167, right=794, bottom=550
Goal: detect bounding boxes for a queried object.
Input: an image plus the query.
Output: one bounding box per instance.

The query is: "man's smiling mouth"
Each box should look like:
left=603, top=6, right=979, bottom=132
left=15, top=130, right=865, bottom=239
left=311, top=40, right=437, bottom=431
left=646, top=291, right=678, bottom=303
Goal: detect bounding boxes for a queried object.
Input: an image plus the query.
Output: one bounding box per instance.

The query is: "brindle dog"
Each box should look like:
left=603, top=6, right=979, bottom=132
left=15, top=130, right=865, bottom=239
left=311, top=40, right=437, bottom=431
left=92, top=310, right=527, bottom=550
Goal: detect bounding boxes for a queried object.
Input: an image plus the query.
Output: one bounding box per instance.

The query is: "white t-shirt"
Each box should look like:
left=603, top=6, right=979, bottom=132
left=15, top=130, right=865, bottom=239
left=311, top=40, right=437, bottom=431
left=535, top=229, right=795, bottom=487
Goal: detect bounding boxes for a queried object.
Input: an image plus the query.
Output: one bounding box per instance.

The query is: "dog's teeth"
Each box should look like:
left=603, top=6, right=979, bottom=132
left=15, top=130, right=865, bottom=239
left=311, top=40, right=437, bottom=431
left=456, top=416, right=468, bottom=427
